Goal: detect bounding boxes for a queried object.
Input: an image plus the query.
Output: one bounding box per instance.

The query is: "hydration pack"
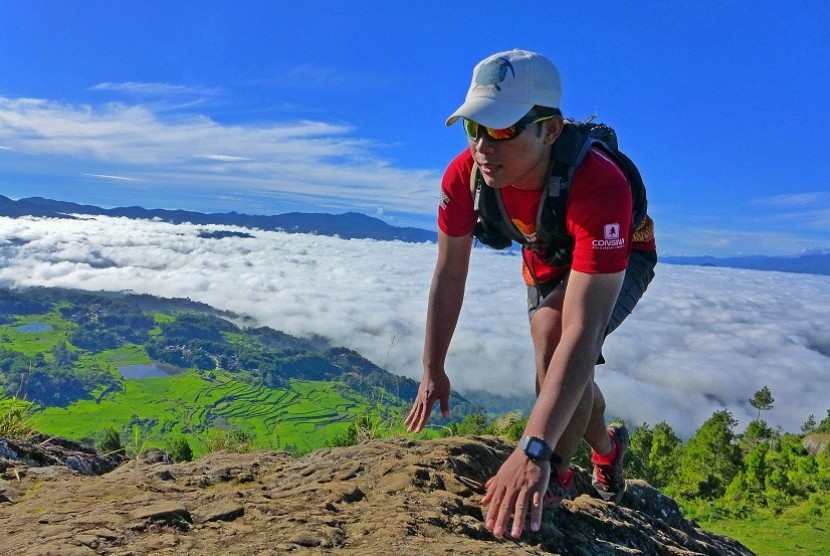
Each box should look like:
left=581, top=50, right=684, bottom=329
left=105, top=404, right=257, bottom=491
left=470, top=119, right=649, bottom=267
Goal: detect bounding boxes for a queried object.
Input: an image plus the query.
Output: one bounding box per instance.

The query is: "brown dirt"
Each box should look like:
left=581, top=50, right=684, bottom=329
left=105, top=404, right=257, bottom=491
left=0, top=435, right=755, bottom=555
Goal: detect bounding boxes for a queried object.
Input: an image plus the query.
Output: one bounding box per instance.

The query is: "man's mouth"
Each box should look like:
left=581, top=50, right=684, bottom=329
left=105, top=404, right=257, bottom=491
left=478, top=161, right=501, bottom=174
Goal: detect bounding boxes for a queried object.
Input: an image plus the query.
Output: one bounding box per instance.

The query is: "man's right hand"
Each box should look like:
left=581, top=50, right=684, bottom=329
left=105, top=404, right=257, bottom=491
left=404, top=371, right=451, bottom=433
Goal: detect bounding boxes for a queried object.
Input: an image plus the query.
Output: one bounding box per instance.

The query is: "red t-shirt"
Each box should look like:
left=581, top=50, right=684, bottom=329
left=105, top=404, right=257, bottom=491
left=438, top=147, right=655, bottom=285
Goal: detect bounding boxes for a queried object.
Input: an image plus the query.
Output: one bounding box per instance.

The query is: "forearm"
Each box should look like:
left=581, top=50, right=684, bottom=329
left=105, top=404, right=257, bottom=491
left=523, top=270, right=623, bottom=446
left=405, top=233, right=471, bottom=433
left=524, top=323, right=601, bottom=445
left=422, top=272, right=466, bottom=373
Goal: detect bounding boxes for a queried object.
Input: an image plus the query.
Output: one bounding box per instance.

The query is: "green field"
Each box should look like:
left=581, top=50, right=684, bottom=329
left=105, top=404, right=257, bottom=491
left=0, top=294, right=410, bottom=458
left=699, top=502, right=830, bottom=556
left=32, top=372, right=376, bottom=456
left=1, top=311, right=75, bottom=356
left=29, top=371, right=378, bottom=456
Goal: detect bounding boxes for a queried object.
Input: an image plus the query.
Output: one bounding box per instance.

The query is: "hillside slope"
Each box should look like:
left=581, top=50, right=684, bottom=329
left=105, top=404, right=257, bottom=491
left=0, top=434, right=754, bottom=555
left=0, top=286, right=434, bottom=454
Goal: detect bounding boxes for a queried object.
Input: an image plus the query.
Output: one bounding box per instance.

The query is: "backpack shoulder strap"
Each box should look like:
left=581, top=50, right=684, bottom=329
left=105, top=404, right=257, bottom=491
left=469, top=162, right=481, bottom=211
left=551, top=121, right=648, bottom=228
left=467, top=162, right=515, bottom=249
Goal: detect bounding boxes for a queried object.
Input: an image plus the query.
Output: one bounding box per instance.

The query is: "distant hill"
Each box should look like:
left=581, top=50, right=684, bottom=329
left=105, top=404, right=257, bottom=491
left=0, top=286, right=437, bottom=455
left=0, top=195, right=437, bottom=243
left=661, top=252, right=830, bottom=276
left=6, top=194, right=829, bottom=277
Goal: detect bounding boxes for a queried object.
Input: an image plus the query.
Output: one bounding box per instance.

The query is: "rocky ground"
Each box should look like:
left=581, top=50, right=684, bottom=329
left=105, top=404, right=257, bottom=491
left=0, top=434, right=755, bottom=555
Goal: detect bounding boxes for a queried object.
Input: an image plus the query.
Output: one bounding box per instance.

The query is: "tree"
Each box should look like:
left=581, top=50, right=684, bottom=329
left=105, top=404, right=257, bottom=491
left=627, top=422, right=682, bottom=489
left=749, top=386, right=774, bottom=420
left=454, top=409, right=490, bottom=436
left=801, top=414, right=817, bottom=435
left=674, top=410, right=742, bottom=500
left=741, top=418, right=775, bottom=454
left=816, top=409, right=830, bottom=434
left=649, top=421, right=683, bottom=488
left=626, top=423, right=654, bottom=484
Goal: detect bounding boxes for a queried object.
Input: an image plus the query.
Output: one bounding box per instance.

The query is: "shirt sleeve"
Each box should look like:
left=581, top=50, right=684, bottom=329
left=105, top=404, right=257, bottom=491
left=567, top=148, right=633, bottom=274
left=437, top=150, right=478, bottom=237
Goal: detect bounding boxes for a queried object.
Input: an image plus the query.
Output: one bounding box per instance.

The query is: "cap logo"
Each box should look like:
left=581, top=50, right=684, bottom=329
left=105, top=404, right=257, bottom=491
left=474, top=57, right=515, bottom=91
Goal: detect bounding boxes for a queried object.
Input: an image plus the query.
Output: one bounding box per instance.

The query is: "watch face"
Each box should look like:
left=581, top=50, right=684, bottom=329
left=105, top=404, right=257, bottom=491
left=528, top=440, right=544, bottom=458
left=521, top=436, right=551, bottom=461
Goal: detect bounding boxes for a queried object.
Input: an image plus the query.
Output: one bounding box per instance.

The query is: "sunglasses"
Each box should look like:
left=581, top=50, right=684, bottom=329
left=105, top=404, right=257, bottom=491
left=463, top=115, right=556, bottom=141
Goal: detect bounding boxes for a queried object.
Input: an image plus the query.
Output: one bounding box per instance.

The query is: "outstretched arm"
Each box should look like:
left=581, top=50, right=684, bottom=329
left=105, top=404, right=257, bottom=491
left=482, top=269, right=624, bottom=538
left=405, top=230, right=473, bottom=433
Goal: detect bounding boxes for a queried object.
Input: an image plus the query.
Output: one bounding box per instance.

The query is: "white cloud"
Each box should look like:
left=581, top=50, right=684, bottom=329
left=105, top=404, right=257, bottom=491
left=752, top=192, right=830, bottom=208
left=0, top=96, right=441, bottom=217
left=194, top=154, right=252, bottom=162
left=1, top=215, right=828, bottom=438
left=82, top=174, right=144, bottom=182
left=90, top=81, right=220, bottom=97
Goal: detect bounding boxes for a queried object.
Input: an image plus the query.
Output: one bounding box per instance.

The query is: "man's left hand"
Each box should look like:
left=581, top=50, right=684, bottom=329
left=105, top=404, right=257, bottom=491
left=481, top=450, right=550, bottom=538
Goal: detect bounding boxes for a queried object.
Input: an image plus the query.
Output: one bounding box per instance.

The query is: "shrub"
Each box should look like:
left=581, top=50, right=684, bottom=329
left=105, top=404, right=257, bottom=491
left=206, top=429, right=254, bottom=453
left=331, top=410, right=391, bottom=447
left=165, top=437, right=194, bottom=462
left=0, top=395, right=36, bottom=441
left=98, top=426, right=124, bottom=455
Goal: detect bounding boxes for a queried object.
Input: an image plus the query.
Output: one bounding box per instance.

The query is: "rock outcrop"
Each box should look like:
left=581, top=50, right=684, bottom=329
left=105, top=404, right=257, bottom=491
left=803, top=433, right=830, bottom=456
left=0, top=435, right=754, bottom=555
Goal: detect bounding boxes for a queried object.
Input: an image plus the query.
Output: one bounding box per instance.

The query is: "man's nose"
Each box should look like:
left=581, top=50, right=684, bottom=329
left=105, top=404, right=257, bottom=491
left=473, top=134, right=496, bottom=153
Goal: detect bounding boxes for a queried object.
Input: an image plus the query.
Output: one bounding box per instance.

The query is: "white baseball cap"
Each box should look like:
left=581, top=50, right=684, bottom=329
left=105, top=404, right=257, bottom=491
left=446, top=49, right=562, bottom=129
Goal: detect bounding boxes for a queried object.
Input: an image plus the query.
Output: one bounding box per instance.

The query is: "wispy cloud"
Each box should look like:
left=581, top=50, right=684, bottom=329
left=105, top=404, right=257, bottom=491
left=82, top=173, right=144, bottom=182
left=0, top=96, right=441, bottom=217
left=1, top=215, right=828, bottom=438
left=752, top=192, right=830, bottom=208
left=280, top=64, right=395, bottom=91
left=745, top=193, right=830, bottom=233
left=90, top=81, right=221, bottom=97
left=194, top=154, right=253, bottom=162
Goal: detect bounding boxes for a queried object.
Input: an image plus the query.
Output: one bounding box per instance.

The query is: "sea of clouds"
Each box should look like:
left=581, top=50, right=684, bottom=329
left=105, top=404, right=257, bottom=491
left=1, top=215, right=828, bottom=438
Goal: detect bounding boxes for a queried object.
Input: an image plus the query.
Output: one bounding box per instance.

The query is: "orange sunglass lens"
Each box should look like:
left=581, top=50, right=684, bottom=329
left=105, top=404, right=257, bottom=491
left=463, top=119, right=519, bottom=141
left=486, top=126, right=519, bottom=140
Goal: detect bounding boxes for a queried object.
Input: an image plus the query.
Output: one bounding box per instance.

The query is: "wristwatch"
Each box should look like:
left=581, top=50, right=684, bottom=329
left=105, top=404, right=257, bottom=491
left=518, top=435, right=554, bottom=462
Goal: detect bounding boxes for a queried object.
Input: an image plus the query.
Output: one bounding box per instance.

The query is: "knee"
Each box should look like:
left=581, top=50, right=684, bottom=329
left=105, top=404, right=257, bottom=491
left=592, top=382, right=607, bottom=415
left=530, top=309, right=562, bottom=349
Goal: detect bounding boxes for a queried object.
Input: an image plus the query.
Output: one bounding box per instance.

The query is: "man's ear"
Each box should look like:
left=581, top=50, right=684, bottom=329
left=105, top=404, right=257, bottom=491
left=544, top=117, right=565, bottom=145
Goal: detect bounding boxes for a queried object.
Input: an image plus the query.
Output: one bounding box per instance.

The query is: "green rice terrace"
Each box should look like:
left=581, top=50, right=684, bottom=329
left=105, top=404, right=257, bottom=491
left=0, top=287, right=433, bottom=457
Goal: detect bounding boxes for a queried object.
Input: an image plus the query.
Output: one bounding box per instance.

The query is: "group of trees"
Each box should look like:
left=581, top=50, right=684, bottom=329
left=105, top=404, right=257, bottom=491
left=0, top=346, right=118, bottom=406
left=626, top=406, right=830, bottom=519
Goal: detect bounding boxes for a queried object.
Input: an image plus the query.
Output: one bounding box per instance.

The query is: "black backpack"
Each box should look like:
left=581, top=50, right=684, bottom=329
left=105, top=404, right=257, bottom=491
left=470, top=119, right=648, bottom=267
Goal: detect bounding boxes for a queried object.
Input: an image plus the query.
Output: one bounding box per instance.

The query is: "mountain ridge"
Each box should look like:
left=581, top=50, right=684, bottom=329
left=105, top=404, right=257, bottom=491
left=0, top=195, right=437, bottom=243
left=3, top=194, right=829, bottom=275
left=661, top=252, right=830, bottom=276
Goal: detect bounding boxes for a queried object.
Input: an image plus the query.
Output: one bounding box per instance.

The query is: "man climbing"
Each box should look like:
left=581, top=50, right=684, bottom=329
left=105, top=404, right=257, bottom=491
left=405, top=49, right=656, bottom=538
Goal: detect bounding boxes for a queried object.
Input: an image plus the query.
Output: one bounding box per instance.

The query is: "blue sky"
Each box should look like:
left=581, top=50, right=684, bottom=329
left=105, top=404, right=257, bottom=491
left=1, top=1, right=828, bottom=256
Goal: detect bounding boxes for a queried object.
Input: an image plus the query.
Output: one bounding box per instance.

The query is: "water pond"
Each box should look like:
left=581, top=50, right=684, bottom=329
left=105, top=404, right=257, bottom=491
left=117, top=364, right=170, bottom=379
left=14, top=323, right=54, bottom=333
